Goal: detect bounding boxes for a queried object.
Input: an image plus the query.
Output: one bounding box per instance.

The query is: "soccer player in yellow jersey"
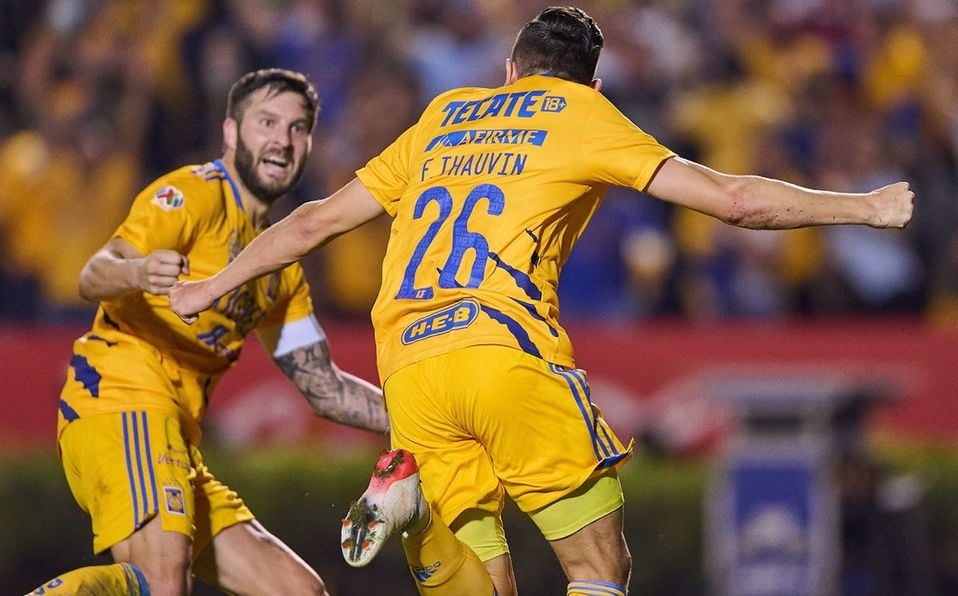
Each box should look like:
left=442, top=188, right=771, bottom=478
left=28, top=69, right=389, bottom=596
left=171, top=8, right=915, bottom=596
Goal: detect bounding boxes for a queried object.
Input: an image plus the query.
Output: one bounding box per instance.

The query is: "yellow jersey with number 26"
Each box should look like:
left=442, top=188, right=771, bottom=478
left=58, top=160, right=313, bottom=439
left=357, top=75, right=675, bottom=383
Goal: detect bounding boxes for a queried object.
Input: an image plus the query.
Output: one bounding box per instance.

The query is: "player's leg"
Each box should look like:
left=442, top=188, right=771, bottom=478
left=109, top=514, right=193, bottom=594
left=192, top=520, right=327, bottom=594
left=461, top=346, right=633, bottom=594
left=187, top=444, right=326, bottom=594
left=381, top=352, right=519, bottom=594
left=531, top=475, right=631, bottom=594
left=343, top=448, right=499, bottom=595
left=549, top=508, right=630, bottom=595
left=449, top=508, right=517, bottom=595
left=37, top=411, right=199, bottom=595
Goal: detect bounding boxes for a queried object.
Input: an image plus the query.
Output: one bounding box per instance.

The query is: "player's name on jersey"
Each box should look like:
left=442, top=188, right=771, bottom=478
left=420, top=151, right=528, bottom=180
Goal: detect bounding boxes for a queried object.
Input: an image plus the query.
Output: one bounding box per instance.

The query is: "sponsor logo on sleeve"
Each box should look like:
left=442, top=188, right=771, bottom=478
left=152, top=185, right=185, bottom=210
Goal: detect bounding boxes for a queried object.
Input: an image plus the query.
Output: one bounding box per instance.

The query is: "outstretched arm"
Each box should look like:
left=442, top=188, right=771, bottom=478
left=170, top=178, right=385, bottom=321
left=275, top=338, right=389, bottom=433
left=646, top=157, right=914, bottom=229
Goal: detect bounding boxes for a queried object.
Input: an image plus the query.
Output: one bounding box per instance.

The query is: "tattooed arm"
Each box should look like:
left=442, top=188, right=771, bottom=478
left=274, top=338, right=389, bottom=434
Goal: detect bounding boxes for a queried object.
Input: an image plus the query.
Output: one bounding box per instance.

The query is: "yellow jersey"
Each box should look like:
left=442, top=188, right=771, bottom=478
left=59, top=160, right=313, bottom=434
left=357, top=75, right=674, bottom=382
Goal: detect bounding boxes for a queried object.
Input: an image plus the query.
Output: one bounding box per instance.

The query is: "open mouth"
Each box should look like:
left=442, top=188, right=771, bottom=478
left=261, top=154, right=290, bottom=176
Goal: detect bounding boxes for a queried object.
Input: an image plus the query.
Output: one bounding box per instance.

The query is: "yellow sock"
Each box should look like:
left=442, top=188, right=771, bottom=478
left=402, top=511, right=495, bottom=595
left=567, top=580, right=626, bottom=595
left=27, top=562, right=149, bottom=595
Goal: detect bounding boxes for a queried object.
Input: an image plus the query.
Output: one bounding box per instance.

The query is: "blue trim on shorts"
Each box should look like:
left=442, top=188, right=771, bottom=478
left=131, top=413, right=150, bottom=527
left=122, top=413, right=140, bottom=528
left=549, top=364, right=620, bottom=463
left=140, top=412, right=158, bottom=517
left=122, top=411, right=158, bottom=530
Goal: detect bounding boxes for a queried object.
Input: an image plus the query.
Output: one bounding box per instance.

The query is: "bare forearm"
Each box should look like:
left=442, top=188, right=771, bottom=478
left=202, top=201, right=337, bottom=302
left=275, top=341, right=389, bottom=433
left=649, top=157, right=913, bottom=231
left=78, top=252, right=144, bottom=302
left=722, top=175, right=879, bottom=229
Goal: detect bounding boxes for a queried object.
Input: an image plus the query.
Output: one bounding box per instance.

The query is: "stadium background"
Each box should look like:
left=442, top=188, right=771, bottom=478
left=1, top=0, right=957, bottom=594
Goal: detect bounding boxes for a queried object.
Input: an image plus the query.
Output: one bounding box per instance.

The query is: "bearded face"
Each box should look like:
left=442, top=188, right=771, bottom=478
left=233, top=131, right=307, bottom=203
left=229, top=88, right=313, bottom=204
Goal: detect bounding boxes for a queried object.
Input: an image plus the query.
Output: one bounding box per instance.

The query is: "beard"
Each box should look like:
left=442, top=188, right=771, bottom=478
left=233, top=135, right=306, bottom=203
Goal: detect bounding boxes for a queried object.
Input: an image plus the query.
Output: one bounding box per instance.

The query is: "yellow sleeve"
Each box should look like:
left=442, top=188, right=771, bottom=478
left=577, top=94, right=676, bottom=191
left=355, top=123, right=419, bottom=217
left=115, top=170, right=211, bottom=255
left=256, top=262, right=314, bottom=329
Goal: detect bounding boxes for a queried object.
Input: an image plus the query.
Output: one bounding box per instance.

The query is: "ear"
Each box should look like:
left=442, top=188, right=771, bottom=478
left=223, top=118, right=238, bottom=152
left=505, top=58, right=519, bottom=84
left=590, top=78, right=602, bottom=92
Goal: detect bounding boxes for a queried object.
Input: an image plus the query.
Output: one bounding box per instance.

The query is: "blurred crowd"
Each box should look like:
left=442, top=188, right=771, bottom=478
left=0, top=0, right=956, bottom=324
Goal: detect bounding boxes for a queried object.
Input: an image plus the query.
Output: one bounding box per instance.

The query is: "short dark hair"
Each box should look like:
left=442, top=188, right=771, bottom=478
left=226, top=68, right=320, bottom=131
left=510, top=6, right=604, bottom=85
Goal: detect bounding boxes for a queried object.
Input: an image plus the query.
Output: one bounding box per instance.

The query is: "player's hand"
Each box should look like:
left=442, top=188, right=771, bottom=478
left=869, top=181, right=914, bottom=229
left=169, top=280, right=213, bottom=325
left=139, top=250, right=189, bottom=295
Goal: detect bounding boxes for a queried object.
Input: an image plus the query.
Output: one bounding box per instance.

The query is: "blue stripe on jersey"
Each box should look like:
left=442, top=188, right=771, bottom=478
left=549, top=364, right=620, bottom=462
left=87, top=334, right=117, bottom=346
left=479, top=305, right=542, bottom=358
left=524, top=229, right=541, bottom=267
left=122, top=413, right=140, bottom=528
left=59, top=399, right=80, bottom=422
left=140, top=412, right=158, bottom=516
left=70, top=354, right=101, bottom=397
left=512, top=297, right=559, bottom=337
left=489, top=252, right=541, bottom=300
left=214, top=159, right=244, bottom=211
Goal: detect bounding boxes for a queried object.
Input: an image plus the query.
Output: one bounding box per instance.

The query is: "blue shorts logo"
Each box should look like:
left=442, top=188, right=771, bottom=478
left=402, top=300, right=479, bottom=344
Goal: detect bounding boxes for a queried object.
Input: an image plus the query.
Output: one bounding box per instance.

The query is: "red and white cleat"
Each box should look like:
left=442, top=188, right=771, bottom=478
left=341, top=449, right=429, bottom=567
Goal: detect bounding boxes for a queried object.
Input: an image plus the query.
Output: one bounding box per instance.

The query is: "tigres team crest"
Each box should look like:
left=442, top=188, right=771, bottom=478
left=152, top=185, right=185, bottom=211
left=164, top=486, right=186, bottom=515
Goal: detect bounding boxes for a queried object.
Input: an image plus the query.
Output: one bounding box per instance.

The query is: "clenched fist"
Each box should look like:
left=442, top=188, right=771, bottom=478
left=868, top=181, right=914, bottom=229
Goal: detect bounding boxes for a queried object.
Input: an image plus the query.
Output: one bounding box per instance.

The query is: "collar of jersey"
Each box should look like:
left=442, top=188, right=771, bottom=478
left=213, top=159, right=246, bottom=212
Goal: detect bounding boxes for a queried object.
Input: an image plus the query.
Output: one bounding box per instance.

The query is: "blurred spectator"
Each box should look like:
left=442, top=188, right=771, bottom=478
left=0, top=0, right=158, bottom=320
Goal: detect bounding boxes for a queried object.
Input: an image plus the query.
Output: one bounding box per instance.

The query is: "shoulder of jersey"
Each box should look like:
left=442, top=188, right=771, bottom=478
left=146, top=162, right=222, bottom=213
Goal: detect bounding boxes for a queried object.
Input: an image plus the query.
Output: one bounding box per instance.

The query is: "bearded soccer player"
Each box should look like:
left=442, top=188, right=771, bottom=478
left=170, top=8, right=915, bottom=596
left=28, top=69, right=388, bottom=596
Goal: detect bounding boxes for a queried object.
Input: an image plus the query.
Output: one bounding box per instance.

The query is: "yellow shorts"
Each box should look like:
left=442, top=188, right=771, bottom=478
left=383, top=345, right=632, bottom=559
left=59, top=410, right=253, bottom=555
